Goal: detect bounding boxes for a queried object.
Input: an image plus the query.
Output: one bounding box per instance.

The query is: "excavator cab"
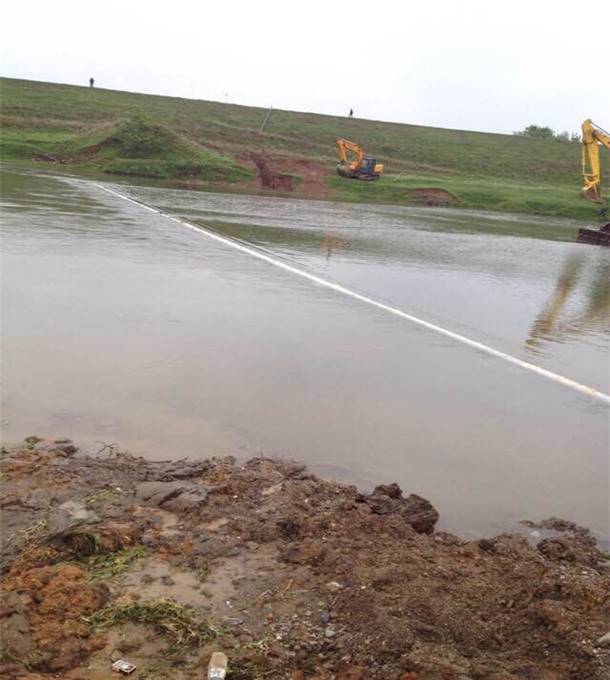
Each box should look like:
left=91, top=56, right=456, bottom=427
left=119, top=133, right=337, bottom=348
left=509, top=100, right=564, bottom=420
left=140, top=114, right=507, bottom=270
left=357, top=157, right=378, bottom=178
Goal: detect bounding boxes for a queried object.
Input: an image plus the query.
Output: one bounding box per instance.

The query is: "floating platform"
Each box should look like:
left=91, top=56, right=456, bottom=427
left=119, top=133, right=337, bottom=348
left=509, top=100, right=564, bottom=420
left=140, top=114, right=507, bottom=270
left=576, top=223, right=610, bottom=246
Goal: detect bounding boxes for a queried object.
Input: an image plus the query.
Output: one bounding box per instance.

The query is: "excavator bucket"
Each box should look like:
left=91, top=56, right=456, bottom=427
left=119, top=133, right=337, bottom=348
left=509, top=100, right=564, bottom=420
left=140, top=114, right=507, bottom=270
left=336, top=163, right=354, bottom=179
left=581, top=185, right=602, bottom=202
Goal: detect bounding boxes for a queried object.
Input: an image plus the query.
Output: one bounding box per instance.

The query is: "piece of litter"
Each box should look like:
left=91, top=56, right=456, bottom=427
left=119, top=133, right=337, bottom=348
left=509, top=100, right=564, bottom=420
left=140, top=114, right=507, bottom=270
left=597, top=632, right=610, bottom=647
left=112, top=660, right=136, bottom=675
left=208, top=651, right=228, bottom=679
left=326, top=581, right=343, bottom=592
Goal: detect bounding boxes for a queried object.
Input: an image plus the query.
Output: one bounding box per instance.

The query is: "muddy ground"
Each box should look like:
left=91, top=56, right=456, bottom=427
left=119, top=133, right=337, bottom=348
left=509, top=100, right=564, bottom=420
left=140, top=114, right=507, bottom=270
left=237, top=155, right=329, bottom=198
left=1, top=438, right=608, bottom=680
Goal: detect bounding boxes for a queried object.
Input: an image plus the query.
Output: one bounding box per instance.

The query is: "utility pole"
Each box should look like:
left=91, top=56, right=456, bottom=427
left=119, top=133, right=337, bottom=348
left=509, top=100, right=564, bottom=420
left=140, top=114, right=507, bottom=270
left=260, top=106, right=273, bottom=132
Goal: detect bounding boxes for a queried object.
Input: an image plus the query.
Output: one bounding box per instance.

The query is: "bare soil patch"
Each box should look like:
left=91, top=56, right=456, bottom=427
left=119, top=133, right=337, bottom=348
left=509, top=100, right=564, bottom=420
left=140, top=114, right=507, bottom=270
left=243, top=155, right=330, bottom=198
left=405, top=188, right=457, bottom=206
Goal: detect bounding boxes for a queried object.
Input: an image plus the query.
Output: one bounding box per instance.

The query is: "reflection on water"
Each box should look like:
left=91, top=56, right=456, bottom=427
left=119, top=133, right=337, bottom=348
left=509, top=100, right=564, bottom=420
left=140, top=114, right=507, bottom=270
left=526, top=253, right=610, bottom=351
left=1, top=170, right=608, bottom=540
left=320, top=232, right=348, bottom=264
left=149, top=186, right=609, bottom=390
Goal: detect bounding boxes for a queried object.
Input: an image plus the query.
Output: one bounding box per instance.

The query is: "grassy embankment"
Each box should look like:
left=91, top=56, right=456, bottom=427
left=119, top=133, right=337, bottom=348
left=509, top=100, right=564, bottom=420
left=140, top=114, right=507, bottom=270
left=1, top=77, right=607, bottom=220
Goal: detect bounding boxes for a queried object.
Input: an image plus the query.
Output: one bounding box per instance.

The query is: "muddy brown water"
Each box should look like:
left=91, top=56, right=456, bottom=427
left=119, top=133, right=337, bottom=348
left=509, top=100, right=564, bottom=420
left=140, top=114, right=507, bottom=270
left=1, top=170, right=608, bottom=539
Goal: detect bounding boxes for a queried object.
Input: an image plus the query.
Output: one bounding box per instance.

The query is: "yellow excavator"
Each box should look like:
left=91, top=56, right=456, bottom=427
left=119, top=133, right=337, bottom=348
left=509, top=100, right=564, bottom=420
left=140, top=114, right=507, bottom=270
left=581, top=119, right=610, bottom=202
left=577, top=119, right=610, bottom=245
left=336, top=139, right=383, bottom=180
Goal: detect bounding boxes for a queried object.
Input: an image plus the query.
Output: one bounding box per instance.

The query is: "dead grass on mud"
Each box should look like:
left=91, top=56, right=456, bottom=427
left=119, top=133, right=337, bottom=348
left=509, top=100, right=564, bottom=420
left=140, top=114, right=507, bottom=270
left=87, top=599, right=216, bottom=655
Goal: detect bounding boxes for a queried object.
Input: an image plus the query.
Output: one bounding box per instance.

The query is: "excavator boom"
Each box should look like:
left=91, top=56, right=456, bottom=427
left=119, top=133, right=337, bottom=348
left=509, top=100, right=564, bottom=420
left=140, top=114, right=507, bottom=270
left=336, top=138, right=364, bottom=168
left=581, top=119, right=610, bottom=201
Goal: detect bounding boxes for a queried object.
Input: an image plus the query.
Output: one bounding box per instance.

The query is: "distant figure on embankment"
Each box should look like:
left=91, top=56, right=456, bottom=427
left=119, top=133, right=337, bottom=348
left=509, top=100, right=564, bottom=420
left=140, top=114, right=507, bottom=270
left=89, top=77, right=95, bottom=88
left=348, top=108, right=353, bottom=118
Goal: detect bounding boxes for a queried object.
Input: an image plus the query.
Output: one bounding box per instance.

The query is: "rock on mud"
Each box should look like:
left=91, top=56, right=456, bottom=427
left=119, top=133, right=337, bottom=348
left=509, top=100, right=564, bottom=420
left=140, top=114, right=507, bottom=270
left=135, top=481, right=208, bottom=511
left=369, top=485, right=439, bottom=534
left=47, top=500, right=100, bottom=534
left=401, top=493, right=439, bottom=534
left=0, top=591, right=31, bottom=657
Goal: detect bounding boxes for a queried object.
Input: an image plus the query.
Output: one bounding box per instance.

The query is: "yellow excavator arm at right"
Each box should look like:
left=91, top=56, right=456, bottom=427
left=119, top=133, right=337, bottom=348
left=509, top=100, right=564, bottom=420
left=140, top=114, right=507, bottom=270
left=581, top=119, right=610, bottom=201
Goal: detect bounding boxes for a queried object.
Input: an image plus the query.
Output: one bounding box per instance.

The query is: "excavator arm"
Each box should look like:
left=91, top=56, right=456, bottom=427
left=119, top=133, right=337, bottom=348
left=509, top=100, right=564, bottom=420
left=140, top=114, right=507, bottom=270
left=581, top=119, right=610, bottom=201
left=336, top=138, right=364, bottom=170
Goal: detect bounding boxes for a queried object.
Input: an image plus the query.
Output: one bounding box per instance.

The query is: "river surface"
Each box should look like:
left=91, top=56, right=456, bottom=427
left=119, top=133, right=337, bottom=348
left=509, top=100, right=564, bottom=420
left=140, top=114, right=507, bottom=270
left=1, top=170, right=608, bottom=538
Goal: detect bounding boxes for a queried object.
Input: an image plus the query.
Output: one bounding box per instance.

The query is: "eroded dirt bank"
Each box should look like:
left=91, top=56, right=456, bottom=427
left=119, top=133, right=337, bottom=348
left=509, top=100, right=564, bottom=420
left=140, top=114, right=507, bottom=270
left=1, top=438, right=609, bottom=679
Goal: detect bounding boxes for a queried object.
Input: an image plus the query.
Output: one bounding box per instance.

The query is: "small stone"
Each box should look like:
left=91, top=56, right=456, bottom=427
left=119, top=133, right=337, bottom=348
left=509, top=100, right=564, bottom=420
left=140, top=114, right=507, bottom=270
left=0, top=612, right=31, bottom=656
left=326, top=581, right=343, bottom=592
left=141, top=531, right=157, bottom=546
left=1, top=591, right=24, bottom=615
left=161, top=575, right=175, bottom=586
left=57, top=443, right=78, bottom=456
left=34, top=442, right=55, bottom=451
left=262, top=482, right=283, bottom=496
left=596, top=632, right=610, bottom=647
left=225, top=617, right=243, bottom=626
left=320, top=611, right=331, bottom=624
left=373, top=483, right=402, bottom=499
left=135, top=481, right=184, bottom=506
left=164, top=486, right=208, bottom=512
left=324, top=625, right=336, bottom=638
left=47, top=500, right=100, bottom=534
left=135, top=481, right=207, bottom=511
left=401, top=493, right=439, bottom=534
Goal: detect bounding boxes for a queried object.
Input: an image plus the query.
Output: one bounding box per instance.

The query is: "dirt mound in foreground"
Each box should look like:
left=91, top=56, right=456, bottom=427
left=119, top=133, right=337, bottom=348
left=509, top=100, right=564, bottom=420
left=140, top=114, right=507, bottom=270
left=1, top=440, right=608, bottom=679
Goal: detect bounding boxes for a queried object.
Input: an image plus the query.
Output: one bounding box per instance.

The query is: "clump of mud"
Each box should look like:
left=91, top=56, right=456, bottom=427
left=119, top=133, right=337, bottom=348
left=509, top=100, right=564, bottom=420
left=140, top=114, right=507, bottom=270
left=405, top=188, right=456, bottom=206
left=1, top=439, right=609, bottom=679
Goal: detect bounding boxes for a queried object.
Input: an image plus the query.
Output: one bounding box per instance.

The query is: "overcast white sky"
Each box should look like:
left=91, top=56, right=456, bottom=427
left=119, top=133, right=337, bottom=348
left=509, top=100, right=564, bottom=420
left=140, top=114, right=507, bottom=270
left=3, top=0, right=609, bottom=135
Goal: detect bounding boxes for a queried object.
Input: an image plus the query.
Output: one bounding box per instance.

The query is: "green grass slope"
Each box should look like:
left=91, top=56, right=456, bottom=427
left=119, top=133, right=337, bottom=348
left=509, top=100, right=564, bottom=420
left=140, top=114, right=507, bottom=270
left=1, top=77, right=607, bottom=219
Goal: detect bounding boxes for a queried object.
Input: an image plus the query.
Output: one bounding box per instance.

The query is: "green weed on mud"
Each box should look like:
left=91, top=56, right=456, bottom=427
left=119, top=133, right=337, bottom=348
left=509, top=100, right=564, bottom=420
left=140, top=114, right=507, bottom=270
left=87, top=599, right=217, bottom=654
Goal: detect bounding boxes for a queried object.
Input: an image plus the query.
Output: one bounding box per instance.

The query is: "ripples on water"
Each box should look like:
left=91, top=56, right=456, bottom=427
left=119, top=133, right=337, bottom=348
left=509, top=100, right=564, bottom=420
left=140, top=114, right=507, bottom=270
left=1, top=170, right=608, bottom=538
